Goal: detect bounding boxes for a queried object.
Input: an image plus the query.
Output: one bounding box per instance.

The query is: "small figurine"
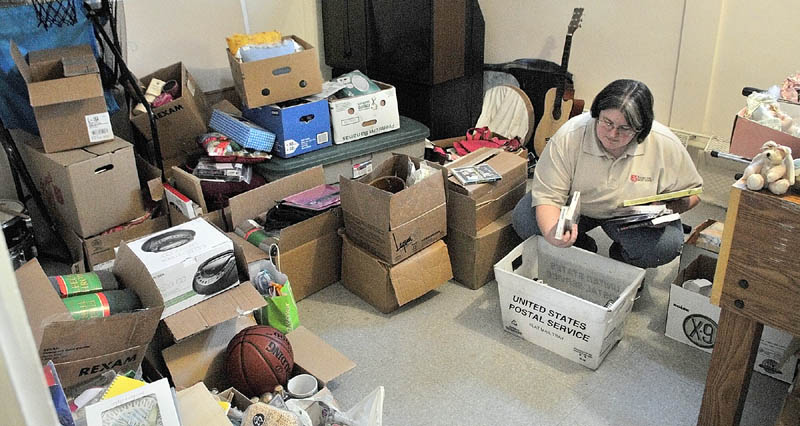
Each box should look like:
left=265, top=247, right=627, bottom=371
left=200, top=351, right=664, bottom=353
left=742, top=141, right=795, bottom=195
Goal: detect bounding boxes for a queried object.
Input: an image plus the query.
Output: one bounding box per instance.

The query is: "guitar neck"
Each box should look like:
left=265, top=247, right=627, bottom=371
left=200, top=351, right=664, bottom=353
left=555, top=34, right=573, bottom=101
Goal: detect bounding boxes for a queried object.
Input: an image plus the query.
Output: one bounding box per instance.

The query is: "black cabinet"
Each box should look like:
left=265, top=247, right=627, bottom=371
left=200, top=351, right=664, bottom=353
left=322, top=0, right=485, bottom=138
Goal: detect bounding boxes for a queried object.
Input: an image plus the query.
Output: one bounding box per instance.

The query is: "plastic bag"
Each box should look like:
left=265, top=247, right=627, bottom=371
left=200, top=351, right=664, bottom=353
left=249, top=255, right=300, bottom=335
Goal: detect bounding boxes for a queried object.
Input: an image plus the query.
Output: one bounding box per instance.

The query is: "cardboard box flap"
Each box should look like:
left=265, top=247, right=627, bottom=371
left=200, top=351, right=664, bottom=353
left=136, top=154, right=164, bottom=202
left=163, top=315, right=257, bottom=391
left=229, top=166, right=324, bottom=229
left=388, top=240, right=452, bottom=306
left=177, top=382, right=232, bottom=425
left=83, top=137, right=133, bottom=156
left=163, top=282, right=266, bottom=342
left=27, top=43, right=97, bottom=75
left=445, top=148, right=527, bottom=200
left=9, top=40, right=32, bottom=83
left=277, top=208, right=342, bottom=253
left=14, top=259, right=73, bottom=347
left=27, top=73, right=104, bottom=106
left=114, top=243, right=166, bottom=309
left=172, top=166, right=208, bottom=213
left=339, top=176, right=392, bottom=230
left=286, top=326, right=356, bottom=384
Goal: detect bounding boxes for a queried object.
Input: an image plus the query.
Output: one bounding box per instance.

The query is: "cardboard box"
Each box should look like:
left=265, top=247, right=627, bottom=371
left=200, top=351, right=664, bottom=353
left=445, top=210, right=522, bottom=290
left=679, top=219, right=723, bottom=271
left=163, top=316, right=355, bottom=393
left=328, top=81, right=400, bottom=144
left=730, top=108, right=800, bottom=159
left=341, top=235, right=452, bottom=314
left=228, top=166, right=343, bottom=301
left=227, top=35, right=323, bottom=109
left=130, top=62, right=211, bottom=161
left=495, top=236, right=645, bottom=369
left=339, top=154, right=447, bottom=265
left=10, top=41, right=114, bottom=153
left=15, top=257, right=163, bottom=388
left=168, top=166, right=230, bottom=230
left=126, top=218, right=239, bottom=319
left=15, top=129, right=146, bottom=238
left=243, top=98, right=332, bottom=158
left=666, top=255, right=799, bottom=383
left=438, top=147, right=527, bottom=237
left=83, top=215, right=171, bottom=268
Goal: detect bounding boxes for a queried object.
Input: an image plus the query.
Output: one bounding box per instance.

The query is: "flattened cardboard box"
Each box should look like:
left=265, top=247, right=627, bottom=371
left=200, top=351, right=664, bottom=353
left=163, top=315, right=356, bottom=393
left=130, top=62, right=210, bottom=161
left=227, top=35, right=323, bottom=109
left=14, top=129, right=145, bottom=238
left=15, top=257, right=163, bottom=388
left=10, top=41, right=113, bottom=153
left=228, top=166, right=343, bottom=301
left=446, top=210, right=521, bottom=290
left=341, top=235, right=452, bottom=314
left=339, top=154, right=448, bottom=265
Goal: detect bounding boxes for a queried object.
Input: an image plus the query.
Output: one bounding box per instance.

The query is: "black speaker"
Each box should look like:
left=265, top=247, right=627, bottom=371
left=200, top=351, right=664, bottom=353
left=323, top=0, right=485, bottom=137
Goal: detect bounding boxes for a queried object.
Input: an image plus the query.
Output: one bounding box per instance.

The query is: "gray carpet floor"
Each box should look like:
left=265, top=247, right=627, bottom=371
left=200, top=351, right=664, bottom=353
left=295, top=201, right=790, bottom=426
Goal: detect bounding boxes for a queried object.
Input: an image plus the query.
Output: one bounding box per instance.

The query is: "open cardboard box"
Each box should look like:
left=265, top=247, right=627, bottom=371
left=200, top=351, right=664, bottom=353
left=328, top=81, right=400, bottom=144
left=729, top=106, right=800, bottom=159
left=10, top=41, right=114, bottom=152
left=129, top=62, right=211, bottom=162
left=163, top=314, right=356, bottom=397
left=15, top=256, right=164, bottom=388
left=339, top=154, right=447, bottom=265
left=228, top=166, right=343, bottom=301
left=445, top=210, right=521, bottom=289
left=14, top=129, right=146, bottom=239
left=168, top=166, right=231, bottom=230
left=341, top=234, right=452, bottom=313
left=227, top=35, right=323, bottom=109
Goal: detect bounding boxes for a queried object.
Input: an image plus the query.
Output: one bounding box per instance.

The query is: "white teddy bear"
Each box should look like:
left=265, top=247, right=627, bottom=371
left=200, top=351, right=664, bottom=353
left=742, top=141, right=795, bottom=195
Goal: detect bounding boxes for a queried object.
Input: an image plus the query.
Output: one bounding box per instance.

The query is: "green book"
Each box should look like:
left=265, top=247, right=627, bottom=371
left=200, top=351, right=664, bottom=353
left=622, top=187, right=703, bottom=207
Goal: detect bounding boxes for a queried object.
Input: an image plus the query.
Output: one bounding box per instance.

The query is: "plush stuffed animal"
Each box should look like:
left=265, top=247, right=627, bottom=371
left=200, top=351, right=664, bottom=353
left=742, top=141, right=795, bottom=194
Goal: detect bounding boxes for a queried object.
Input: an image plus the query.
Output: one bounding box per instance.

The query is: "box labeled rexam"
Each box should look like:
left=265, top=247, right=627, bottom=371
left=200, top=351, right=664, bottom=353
left=10, top=41, right=114, bottom=153
left=495, top=235, right=645, bottom=369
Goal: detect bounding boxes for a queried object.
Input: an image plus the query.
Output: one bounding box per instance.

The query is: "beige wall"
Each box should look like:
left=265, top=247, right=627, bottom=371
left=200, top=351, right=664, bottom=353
left=123, top=0, right=800, bottom=141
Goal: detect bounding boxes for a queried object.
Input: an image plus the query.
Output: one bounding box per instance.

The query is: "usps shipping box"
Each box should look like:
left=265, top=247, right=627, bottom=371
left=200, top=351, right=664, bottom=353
left=243, top=98, right=332, bottom=158
left=15, top=258, right=163, bottom=388
left=495, top=236, right=645, bottom=369
left=10, top=41, right=114, bottom=152
left=227, top=35, right=323, bottom=109
left=328, top=81, right=400, bottom=144
left=15, top=129, right=145, bottom=238
left=126, top=218, right=239, bottom=319
left=339, top=154, right=447, bottom=265
left=666, top=255, right=799, bottom=383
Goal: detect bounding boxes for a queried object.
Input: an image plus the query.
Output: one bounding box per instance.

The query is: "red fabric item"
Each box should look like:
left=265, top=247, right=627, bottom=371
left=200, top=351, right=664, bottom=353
left=453, top=127, right=522, bottom=155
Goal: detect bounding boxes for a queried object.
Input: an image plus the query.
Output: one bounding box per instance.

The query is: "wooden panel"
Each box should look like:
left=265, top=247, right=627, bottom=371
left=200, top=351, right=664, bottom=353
left=718, top=186, right=800, bottom=335
left=698, top=309, right=763, bottom=426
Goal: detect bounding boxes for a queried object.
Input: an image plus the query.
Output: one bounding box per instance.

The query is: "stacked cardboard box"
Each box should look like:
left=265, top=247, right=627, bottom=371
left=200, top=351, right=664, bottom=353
left=339, top=154, right=453, bottom=313
left=443, top=148, right=527, bottom=289
left=129, top=62, right=212, bottom=169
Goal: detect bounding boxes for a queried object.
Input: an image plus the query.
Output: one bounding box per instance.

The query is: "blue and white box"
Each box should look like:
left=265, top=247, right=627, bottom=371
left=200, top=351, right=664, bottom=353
left=209, top=109, right=276, bottom=152
left=243, top=98, right=332, bottom=158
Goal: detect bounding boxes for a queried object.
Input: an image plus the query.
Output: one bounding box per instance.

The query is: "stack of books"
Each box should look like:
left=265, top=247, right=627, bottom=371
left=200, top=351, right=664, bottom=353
left=606, top=204, right=680, bottom=231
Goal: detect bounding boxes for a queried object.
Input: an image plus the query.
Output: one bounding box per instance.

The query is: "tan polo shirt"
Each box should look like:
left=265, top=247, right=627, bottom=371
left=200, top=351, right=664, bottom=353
left=531, top=112, right=703, bottom=219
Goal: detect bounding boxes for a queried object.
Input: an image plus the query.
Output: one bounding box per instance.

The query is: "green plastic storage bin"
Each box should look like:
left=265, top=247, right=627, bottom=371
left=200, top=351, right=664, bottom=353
left=255, top=116, right=429, bottom=183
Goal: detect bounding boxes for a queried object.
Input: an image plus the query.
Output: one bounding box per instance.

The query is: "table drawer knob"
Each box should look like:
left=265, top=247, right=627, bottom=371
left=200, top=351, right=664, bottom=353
left=734, top=299, right=745, bottom=309
left=738, top=279, right=749, bottom=289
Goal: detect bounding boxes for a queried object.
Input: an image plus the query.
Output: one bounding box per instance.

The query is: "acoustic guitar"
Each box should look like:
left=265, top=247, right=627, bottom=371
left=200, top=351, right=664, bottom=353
left=532, top=8, right=585, bottom=158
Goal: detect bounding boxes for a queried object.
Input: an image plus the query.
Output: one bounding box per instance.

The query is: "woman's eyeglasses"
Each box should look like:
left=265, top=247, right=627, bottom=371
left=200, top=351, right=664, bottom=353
left=598, top=117, right=639, bottom=136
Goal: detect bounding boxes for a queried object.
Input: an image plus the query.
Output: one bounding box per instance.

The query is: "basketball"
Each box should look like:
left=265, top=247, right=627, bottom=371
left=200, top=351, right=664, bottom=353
left=225, top=325, right=294, bottom=397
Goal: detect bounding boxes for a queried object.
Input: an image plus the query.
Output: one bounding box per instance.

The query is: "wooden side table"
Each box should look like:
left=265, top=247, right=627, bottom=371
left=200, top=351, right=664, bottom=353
left=697, top=184, right=800, bottom=425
